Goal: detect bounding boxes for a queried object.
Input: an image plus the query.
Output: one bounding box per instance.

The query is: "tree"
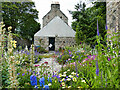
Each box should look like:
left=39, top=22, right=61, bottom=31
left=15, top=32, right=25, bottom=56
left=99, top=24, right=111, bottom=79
left=70, top=1, right=106, bottom=46
left=2, top=2, right=40, bottom=42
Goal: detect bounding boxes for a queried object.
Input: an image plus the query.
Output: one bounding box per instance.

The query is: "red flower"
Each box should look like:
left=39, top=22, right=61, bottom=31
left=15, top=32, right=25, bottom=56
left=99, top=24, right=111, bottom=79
left=44, top=61, right=48, bottom=64
left=34, top=65, right=40, bottom=67
left=60, top=84, right=62, bottom=87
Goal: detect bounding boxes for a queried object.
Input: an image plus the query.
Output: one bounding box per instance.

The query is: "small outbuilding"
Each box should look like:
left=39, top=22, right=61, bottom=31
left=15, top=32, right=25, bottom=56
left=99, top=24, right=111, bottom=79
left=34, top=3, right=76, bottom=51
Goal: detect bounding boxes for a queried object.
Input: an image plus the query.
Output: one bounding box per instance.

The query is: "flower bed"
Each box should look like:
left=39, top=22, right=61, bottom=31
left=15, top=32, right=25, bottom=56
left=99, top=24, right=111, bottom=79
left=0, top=22, right=119, bottom=89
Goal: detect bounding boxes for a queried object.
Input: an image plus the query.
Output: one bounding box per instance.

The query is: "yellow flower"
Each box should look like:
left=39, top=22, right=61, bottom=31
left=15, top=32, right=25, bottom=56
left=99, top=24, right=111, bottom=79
left=73, top=77, right=77, bottom=82
left=61, top=82, right=65, bottom=86
left=59, top=73, right=62, bottom=77
left=13, top=40, right=17, bottom=44
left=10, top=40, right=17, bottom=48
left=8, top=26, right=12, bottom=30
left=77, top=86, right=82, bottom=88
left=13, top=43, right=17, bottom=48
left=62, top=78, right=65, bottom=81
left=16, top=61, right=20, bottom=64
left=55, top=80, right=57, bottom=83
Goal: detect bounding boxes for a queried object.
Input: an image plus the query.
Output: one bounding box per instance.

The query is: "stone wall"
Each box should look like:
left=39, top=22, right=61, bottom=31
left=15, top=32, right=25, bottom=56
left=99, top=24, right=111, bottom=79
left=34, top=36, right=76, bottom=51
left=34, top=36, right=49, bottom=50
left=55, top=37, right=76, bottom=50
left=42, top=4, right=68, bottom=27
left=106, top=1, right=120, bottom=37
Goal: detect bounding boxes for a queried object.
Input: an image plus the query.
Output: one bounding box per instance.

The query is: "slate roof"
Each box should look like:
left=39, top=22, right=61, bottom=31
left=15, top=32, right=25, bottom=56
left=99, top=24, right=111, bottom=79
left=34, top=16, right=76, bottom=37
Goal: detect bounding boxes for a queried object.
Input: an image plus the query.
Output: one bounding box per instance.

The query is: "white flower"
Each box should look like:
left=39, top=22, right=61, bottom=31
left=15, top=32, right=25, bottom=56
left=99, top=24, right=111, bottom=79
left=0, top=22, right=4, bottom=25
left=81, top=80, right=86, bottom=83
left=68, top=86, right=71, bottom=88
left=67, top=78, right=71, bottom=81
left=71, top=72, right=76, bottom=75
left=68, top=75, right=73, bottom=78
left=62, top=74, right=66, bottom=77
left=48, top=83, right=52, bottom=86
left=67, top=69, right=70, bottom=71
left=64, top=71, right=67, bottom=74
left=73, top=77, right=77, bottom=82
left=62, top=87, right=65, bottom=89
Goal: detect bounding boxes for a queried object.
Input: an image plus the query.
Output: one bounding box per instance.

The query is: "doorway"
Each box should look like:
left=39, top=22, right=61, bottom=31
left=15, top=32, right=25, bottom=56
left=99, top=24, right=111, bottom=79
left=49, top=37, right=55, bottom=51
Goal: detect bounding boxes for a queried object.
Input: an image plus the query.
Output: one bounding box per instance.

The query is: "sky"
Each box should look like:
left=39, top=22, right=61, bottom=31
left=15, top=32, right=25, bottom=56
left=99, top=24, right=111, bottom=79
left=32, top=0, right=93, bottom=27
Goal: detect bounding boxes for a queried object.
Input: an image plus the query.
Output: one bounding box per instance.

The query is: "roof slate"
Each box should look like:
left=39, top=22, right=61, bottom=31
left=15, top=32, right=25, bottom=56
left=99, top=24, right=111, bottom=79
left=34, top=16, right=76, bottom=37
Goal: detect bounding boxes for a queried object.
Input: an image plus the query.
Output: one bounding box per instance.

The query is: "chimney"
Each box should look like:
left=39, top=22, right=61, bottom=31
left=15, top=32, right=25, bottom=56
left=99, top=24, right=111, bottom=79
left=51, top=1, right=60, bottom=10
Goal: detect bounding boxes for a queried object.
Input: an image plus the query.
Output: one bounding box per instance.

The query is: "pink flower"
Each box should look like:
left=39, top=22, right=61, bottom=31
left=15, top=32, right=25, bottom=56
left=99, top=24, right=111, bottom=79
left=68, top=58, right=71, bottom=61
left=108, top=57, right=111, bottom=61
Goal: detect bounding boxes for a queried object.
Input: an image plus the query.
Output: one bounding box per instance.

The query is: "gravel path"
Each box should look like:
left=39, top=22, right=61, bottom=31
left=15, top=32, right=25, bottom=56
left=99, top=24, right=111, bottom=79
left=33, top=57, right=62, bottom=75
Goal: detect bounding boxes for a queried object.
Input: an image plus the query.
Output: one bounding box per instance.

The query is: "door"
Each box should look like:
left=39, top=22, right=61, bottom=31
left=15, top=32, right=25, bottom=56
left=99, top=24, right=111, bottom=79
left=49, top=37, right=55, bottom=51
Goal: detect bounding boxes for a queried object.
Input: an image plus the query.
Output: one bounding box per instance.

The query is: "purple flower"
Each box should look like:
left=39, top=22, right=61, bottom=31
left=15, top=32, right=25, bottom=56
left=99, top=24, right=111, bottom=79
left=97, top=19, right=99, bottom=36
left=2, top=54, right=3, bottom=57
left=17, top=73, right=20, bottom=75
left=96, top=61, right=99, bottom=76
left=22, top=73, right=25, bottom=76
left=96, top=68, right=99, bottom=76
left=105, top=24, right=108, bottom=30
left=115, top=27, right=116, bottom=33
left=69, top=54, right=72, bottom=57
left=108, top=57, right=111, bottom=61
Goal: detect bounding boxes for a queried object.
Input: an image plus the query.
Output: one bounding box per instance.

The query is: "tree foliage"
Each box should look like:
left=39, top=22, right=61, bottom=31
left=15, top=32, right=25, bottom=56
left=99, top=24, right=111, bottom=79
left=2, top=2, right=40, bottom=42
left=70, top=2, right=106, bottom=46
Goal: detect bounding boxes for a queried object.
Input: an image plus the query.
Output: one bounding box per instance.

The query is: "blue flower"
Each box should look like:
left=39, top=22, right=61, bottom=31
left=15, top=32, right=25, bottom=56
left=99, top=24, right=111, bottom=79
left=39, top=77, right=45, bottom=87
left=47, top=77, right=52, bottom=83
left=115, top=27, right=116, bottom=33
left=30, top=75, right=37, bottom=86
left=97, top=19, right=99, bottom=36
left=43, top=85, right=49, bottom=90
left=96, top=61, right=99, bottom=76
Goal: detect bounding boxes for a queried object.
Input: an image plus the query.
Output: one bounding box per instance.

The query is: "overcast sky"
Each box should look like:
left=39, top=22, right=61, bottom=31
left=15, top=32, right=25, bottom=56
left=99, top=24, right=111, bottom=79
left=32, top=0, right=93, bottom=27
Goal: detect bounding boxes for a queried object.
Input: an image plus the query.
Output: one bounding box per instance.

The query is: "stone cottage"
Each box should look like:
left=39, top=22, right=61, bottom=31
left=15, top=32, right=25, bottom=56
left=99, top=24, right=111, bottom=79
left=34, top=2, right=76, bottom=51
